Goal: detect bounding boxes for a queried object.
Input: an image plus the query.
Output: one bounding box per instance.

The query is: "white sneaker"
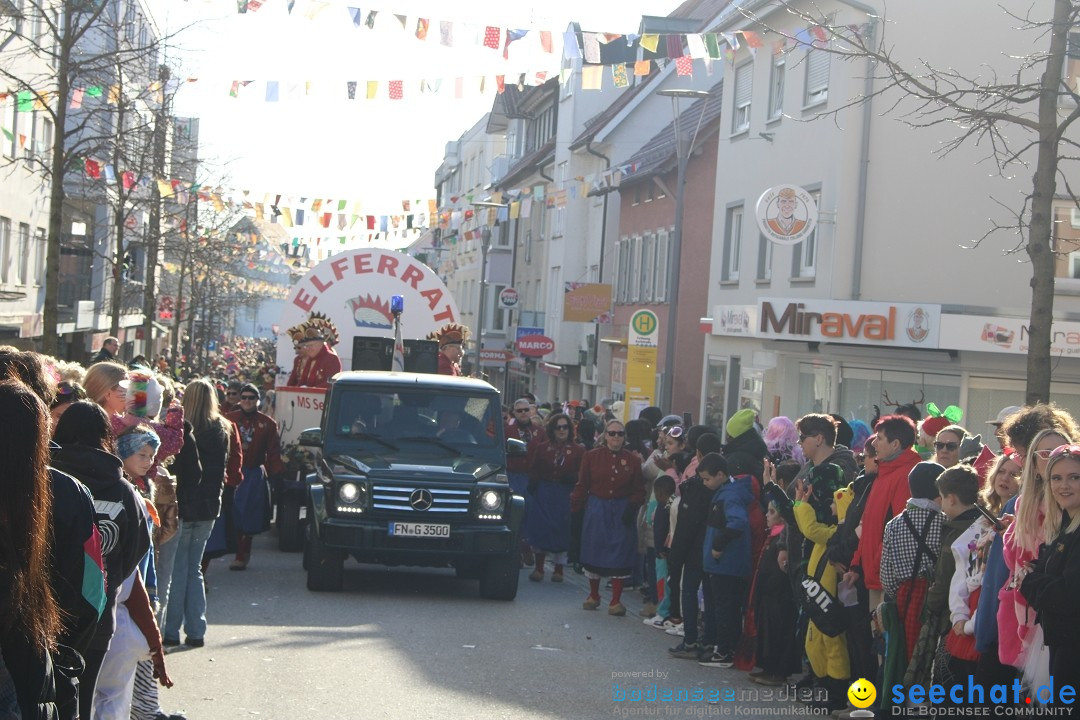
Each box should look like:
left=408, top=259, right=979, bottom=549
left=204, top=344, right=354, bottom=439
left=665, top=623, right=684, bottom=636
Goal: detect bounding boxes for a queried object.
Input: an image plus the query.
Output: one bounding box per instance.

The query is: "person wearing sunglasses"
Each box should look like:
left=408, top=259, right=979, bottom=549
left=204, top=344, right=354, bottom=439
left=224, top=384, right=287, bottom=571
left=525, top=413, right=585, bottom=583
left=570, top=420, right=645, bottom=616
left=931, top=424, right=968, bottom=469
left=1020, top=444, right=1080, bottom=693
left=1000, top=426, right=1076, bottom=683
left=506, top=398, right=544, bottom=567
left=221, top=381, right=244, bottom=414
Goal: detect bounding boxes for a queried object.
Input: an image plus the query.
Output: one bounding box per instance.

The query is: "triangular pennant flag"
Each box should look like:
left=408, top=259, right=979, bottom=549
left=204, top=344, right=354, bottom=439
left=563, top=29, right=581, bottom=59
left=640, top=34, right=659, bottom=53
left=265, top=81, right=279, bottom=102
left=741, top=30, right=765, bottom=48
left=365, top=10, right=376, bottom=28
left=581, top=64, right=603, bottom=90
left=416, top=18, right=429, bottom=40
left=504, top=28, right=528, bottom=59
left=393, top=14, right=406, bottom=29
left=612, top=63, right=629, bottom=88
left=348, top=7, right=362, bottom=26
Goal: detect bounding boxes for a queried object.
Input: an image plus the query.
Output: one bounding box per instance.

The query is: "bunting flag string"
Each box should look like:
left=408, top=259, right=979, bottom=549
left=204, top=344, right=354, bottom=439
left=0, top=26, right=847, bottom=112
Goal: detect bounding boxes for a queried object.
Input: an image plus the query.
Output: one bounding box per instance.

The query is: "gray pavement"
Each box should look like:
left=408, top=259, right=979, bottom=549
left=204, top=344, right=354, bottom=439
left=157, top=532, right=825, bottom=719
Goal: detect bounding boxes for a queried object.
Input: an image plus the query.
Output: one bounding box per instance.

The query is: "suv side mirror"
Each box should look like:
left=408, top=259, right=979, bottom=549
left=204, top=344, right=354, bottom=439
left=298, top=428, right=323, bottom=448
left=506, top=438, right=528, bottom=456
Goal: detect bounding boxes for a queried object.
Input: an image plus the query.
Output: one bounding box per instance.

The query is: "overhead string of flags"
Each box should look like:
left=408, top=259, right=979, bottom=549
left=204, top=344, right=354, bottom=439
left=0, top=20, right=859, bottom=113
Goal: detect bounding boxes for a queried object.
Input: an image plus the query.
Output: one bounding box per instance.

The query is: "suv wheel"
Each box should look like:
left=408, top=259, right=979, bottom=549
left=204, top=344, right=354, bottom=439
left=478, top=555, right=520, bottom=601
left=306, top=523, right=344, bottom=592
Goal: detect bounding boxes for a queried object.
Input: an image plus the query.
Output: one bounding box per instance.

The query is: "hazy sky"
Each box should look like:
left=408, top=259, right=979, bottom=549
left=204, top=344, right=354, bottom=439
left=152, top=0, right=683, bottom=218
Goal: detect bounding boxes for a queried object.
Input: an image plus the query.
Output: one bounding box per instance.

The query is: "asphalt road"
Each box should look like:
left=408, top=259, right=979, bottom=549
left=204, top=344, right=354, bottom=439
left=157, top=533, right=824, bottom=720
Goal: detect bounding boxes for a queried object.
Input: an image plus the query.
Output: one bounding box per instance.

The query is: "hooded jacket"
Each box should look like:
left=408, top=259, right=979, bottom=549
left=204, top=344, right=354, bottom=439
left=51, top=443, right=150, bottom=651
left=667, top=474, right=712, bottom=569
left=851, top=447, right=921, bottom=590
left=703, top=474, right=754, bottom=576
left=722, top=430, right=769, bottom=484
left=176, top=418, right=243, bottom=522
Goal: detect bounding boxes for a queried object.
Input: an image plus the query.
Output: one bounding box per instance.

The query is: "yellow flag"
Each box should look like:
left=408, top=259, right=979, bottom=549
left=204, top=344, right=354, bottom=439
left=156, top=179, right=173, bottom=198
left=366, top=81, right=378, bottom=99
left=108, top=85, right=120, bottom=104
left=640, top=34, right=659, bottom=52
left=509, top=201, right=520, bottom=220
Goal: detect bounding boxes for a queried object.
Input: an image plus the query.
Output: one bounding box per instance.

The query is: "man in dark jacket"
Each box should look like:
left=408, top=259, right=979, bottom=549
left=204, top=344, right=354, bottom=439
left=91, top=336, right=119, bottom=364
left=666, top=461, right=716, bottom=660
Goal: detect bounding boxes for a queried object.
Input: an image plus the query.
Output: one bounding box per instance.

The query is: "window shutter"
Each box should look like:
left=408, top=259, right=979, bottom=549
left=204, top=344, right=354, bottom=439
left=734, top=63, right=753, bottom=106
left=806, top=50, right=830, bottom=93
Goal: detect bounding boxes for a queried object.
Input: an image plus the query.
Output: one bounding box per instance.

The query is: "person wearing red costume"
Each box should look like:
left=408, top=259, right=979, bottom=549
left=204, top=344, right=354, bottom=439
left=526, top=412, right=586, bottom=582
left=225, top=384, right=287, bottom=571
left=286, top=312, right=342, bottom=388
left=571, top=419, right=646, bottom=616
left=429, top=323, right=470, bottom=377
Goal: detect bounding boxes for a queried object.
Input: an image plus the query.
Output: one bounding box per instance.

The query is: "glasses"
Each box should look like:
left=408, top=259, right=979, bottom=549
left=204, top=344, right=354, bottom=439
left=607, top=430, right=626, bottom=437
left=799, top=433, right=817, bottom=443
left=554, top=424, right=571, bottom=431
left=514, top=408, right=530, bottom=414
left=226, top=391, right=239, bottom=397
left=240, top=395, right=258, bottom=400
left=934, top=442, right=959, bottom=452
left=667, top=425, right=685, bottom=439
left=1047, top=444, right=1080, bottom=461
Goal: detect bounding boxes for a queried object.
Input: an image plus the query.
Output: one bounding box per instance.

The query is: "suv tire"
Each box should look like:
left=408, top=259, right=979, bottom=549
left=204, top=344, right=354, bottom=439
left=306, top=523, right=344, bottom=592
left=478, top=555, right=520, bottom=600
left=277, top=494, right=304, bottom=553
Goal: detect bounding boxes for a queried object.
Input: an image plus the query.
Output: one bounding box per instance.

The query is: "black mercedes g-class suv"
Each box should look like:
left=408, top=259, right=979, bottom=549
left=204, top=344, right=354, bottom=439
left=300, top=371, right=526, bottom=599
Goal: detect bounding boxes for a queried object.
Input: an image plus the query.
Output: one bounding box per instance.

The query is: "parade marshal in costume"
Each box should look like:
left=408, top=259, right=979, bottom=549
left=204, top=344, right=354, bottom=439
left=429, top=323, right=470, bottom=377
left=225, top=384, right=286, bottom=570
left=286, top=312, right=342, bottom=388
left=570, top=419, right=645, bottom=616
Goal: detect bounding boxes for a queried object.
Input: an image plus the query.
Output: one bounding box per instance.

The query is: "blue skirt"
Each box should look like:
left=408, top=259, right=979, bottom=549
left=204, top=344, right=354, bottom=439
left=581, top=495, right=636, bottom=576
left=233, top=467, right=271, bottom=535
left=525, top=481, right=572, bottom=553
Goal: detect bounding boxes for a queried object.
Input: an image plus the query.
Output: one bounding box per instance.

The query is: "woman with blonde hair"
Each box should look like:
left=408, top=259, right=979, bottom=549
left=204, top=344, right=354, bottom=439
left=83, top=361, right=129, bottom=415
left=1000, top=427, right=1073, bottom=687
left=979, top=453, right=1021, bottom=517
left=1020, top=444, right=1080, bottom=691
left=162, top=379, right=242, bottom=649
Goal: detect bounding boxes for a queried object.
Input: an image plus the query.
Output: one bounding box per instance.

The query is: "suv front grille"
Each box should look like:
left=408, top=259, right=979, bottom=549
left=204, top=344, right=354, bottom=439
left=371, top=485, right=470, bottom=514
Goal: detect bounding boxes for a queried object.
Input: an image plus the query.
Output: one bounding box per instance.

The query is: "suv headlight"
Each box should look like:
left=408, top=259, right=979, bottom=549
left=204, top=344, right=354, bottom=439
left=337, top=482, right=366, bottom=513
left=476, top=489, right=505, bottom=520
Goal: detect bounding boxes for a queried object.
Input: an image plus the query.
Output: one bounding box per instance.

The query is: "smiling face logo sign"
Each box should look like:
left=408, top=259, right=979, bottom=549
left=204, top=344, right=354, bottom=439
left=847, top=678, right=877, bottom=710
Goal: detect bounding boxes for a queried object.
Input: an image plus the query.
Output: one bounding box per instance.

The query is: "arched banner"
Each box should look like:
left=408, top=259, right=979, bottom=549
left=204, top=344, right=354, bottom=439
left=276, top=248, right=460, bottom=372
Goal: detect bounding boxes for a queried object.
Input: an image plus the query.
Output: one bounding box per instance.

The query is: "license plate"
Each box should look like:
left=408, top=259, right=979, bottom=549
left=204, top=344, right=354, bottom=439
left=388, top=522, right=450, bottom=538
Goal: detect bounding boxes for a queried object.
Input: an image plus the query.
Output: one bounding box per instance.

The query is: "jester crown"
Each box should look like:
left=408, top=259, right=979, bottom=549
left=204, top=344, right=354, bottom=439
left=427, top=322, right=471, bottom=346
left=287, top=311, right=340, bottom=347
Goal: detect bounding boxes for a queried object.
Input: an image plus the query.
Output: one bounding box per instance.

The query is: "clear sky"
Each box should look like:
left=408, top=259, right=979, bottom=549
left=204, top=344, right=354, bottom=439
left=152, top=0, right=684, bottom=219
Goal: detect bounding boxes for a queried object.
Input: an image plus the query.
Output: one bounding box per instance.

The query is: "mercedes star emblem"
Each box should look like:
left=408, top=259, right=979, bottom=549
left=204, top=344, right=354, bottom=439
left=409, top=488, right=433, bottom=511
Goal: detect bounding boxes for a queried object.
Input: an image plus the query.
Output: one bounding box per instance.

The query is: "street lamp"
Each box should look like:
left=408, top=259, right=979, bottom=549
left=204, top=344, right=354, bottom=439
left=470, top=200, right=508, bottom=377
left=657, top=88, right=710, bottom=414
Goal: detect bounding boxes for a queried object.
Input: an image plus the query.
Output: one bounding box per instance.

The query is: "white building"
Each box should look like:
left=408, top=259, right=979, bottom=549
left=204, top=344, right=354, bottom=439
left=699, top=0, right=1080, bottom=426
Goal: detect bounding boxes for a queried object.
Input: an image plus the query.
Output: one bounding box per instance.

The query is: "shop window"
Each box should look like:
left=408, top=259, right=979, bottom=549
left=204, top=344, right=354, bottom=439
left=798, top=362, right=832, bottom=416
left=704, top=357, right=729, bottom=431
left=838, top=367, right=960, bottom=429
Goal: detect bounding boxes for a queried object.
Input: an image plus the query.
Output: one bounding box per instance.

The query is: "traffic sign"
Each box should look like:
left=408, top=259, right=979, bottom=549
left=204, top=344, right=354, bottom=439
left=498, top=287, right=519, bottom=309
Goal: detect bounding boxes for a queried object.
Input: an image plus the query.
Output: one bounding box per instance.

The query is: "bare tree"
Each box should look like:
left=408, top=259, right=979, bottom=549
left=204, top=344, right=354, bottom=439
left=0, top=0, right=187, bottom=355
left=743, top=0, right=1080, bottom=403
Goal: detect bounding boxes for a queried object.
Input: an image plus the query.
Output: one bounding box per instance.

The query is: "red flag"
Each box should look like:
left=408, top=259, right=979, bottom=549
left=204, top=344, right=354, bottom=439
left=388, top=80, right=403, bottom=100
left=84, top=158, right=101, bottom=179
left=675, top=56, right=693, bottom=76
left=539, top=31, right=553, bottom=53
left=122, top=171, right=135, bottom=190
left=483, top=26, right=501, bottom=50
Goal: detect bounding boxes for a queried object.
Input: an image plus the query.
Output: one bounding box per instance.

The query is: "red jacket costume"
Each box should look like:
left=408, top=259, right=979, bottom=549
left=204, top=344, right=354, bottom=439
left=851, top=447, right=921, bottom=590
left=287, top=343, right=342, bottom=388
left=437, top=353, right=461, bottom=376
left=529, top=440, right=586, bottom=485
left=505, top=418, right=543, bottom=474
left=570, top=446, right=646, bottom=513
left=226, top=409, right=287, bottom=474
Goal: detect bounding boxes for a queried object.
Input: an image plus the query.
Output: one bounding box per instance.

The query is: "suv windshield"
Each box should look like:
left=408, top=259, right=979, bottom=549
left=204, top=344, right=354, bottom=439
left=331, top=387, right=499, bottom=451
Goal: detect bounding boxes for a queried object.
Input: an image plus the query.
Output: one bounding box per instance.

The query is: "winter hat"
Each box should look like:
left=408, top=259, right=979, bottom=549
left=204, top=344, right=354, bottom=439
left=726, top=408, right=757, bottom=440
left=117, top=426, right=161, bottom=461
left=124, top=371, right=163, bottom=419
left=908, top=461, right=945, bottom=500
left=848, top=419, right=872, bottom=455
left=921, top=416, right=951, bottom=440
left=830, top=414, right=854, bottom=448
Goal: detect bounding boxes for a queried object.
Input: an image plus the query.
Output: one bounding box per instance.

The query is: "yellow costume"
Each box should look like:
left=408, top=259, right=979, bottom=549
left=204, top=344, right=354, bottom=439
left=792, top=485, right=854, bottom=682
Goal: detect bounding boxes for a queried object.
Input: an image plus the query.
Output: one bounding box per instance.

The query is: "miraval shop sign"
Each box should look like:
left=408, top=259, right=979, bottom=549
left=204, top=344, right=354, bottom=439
left=939, top=313, right=1080, bottom=356
left=708, top=299, right=941, bottom=349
